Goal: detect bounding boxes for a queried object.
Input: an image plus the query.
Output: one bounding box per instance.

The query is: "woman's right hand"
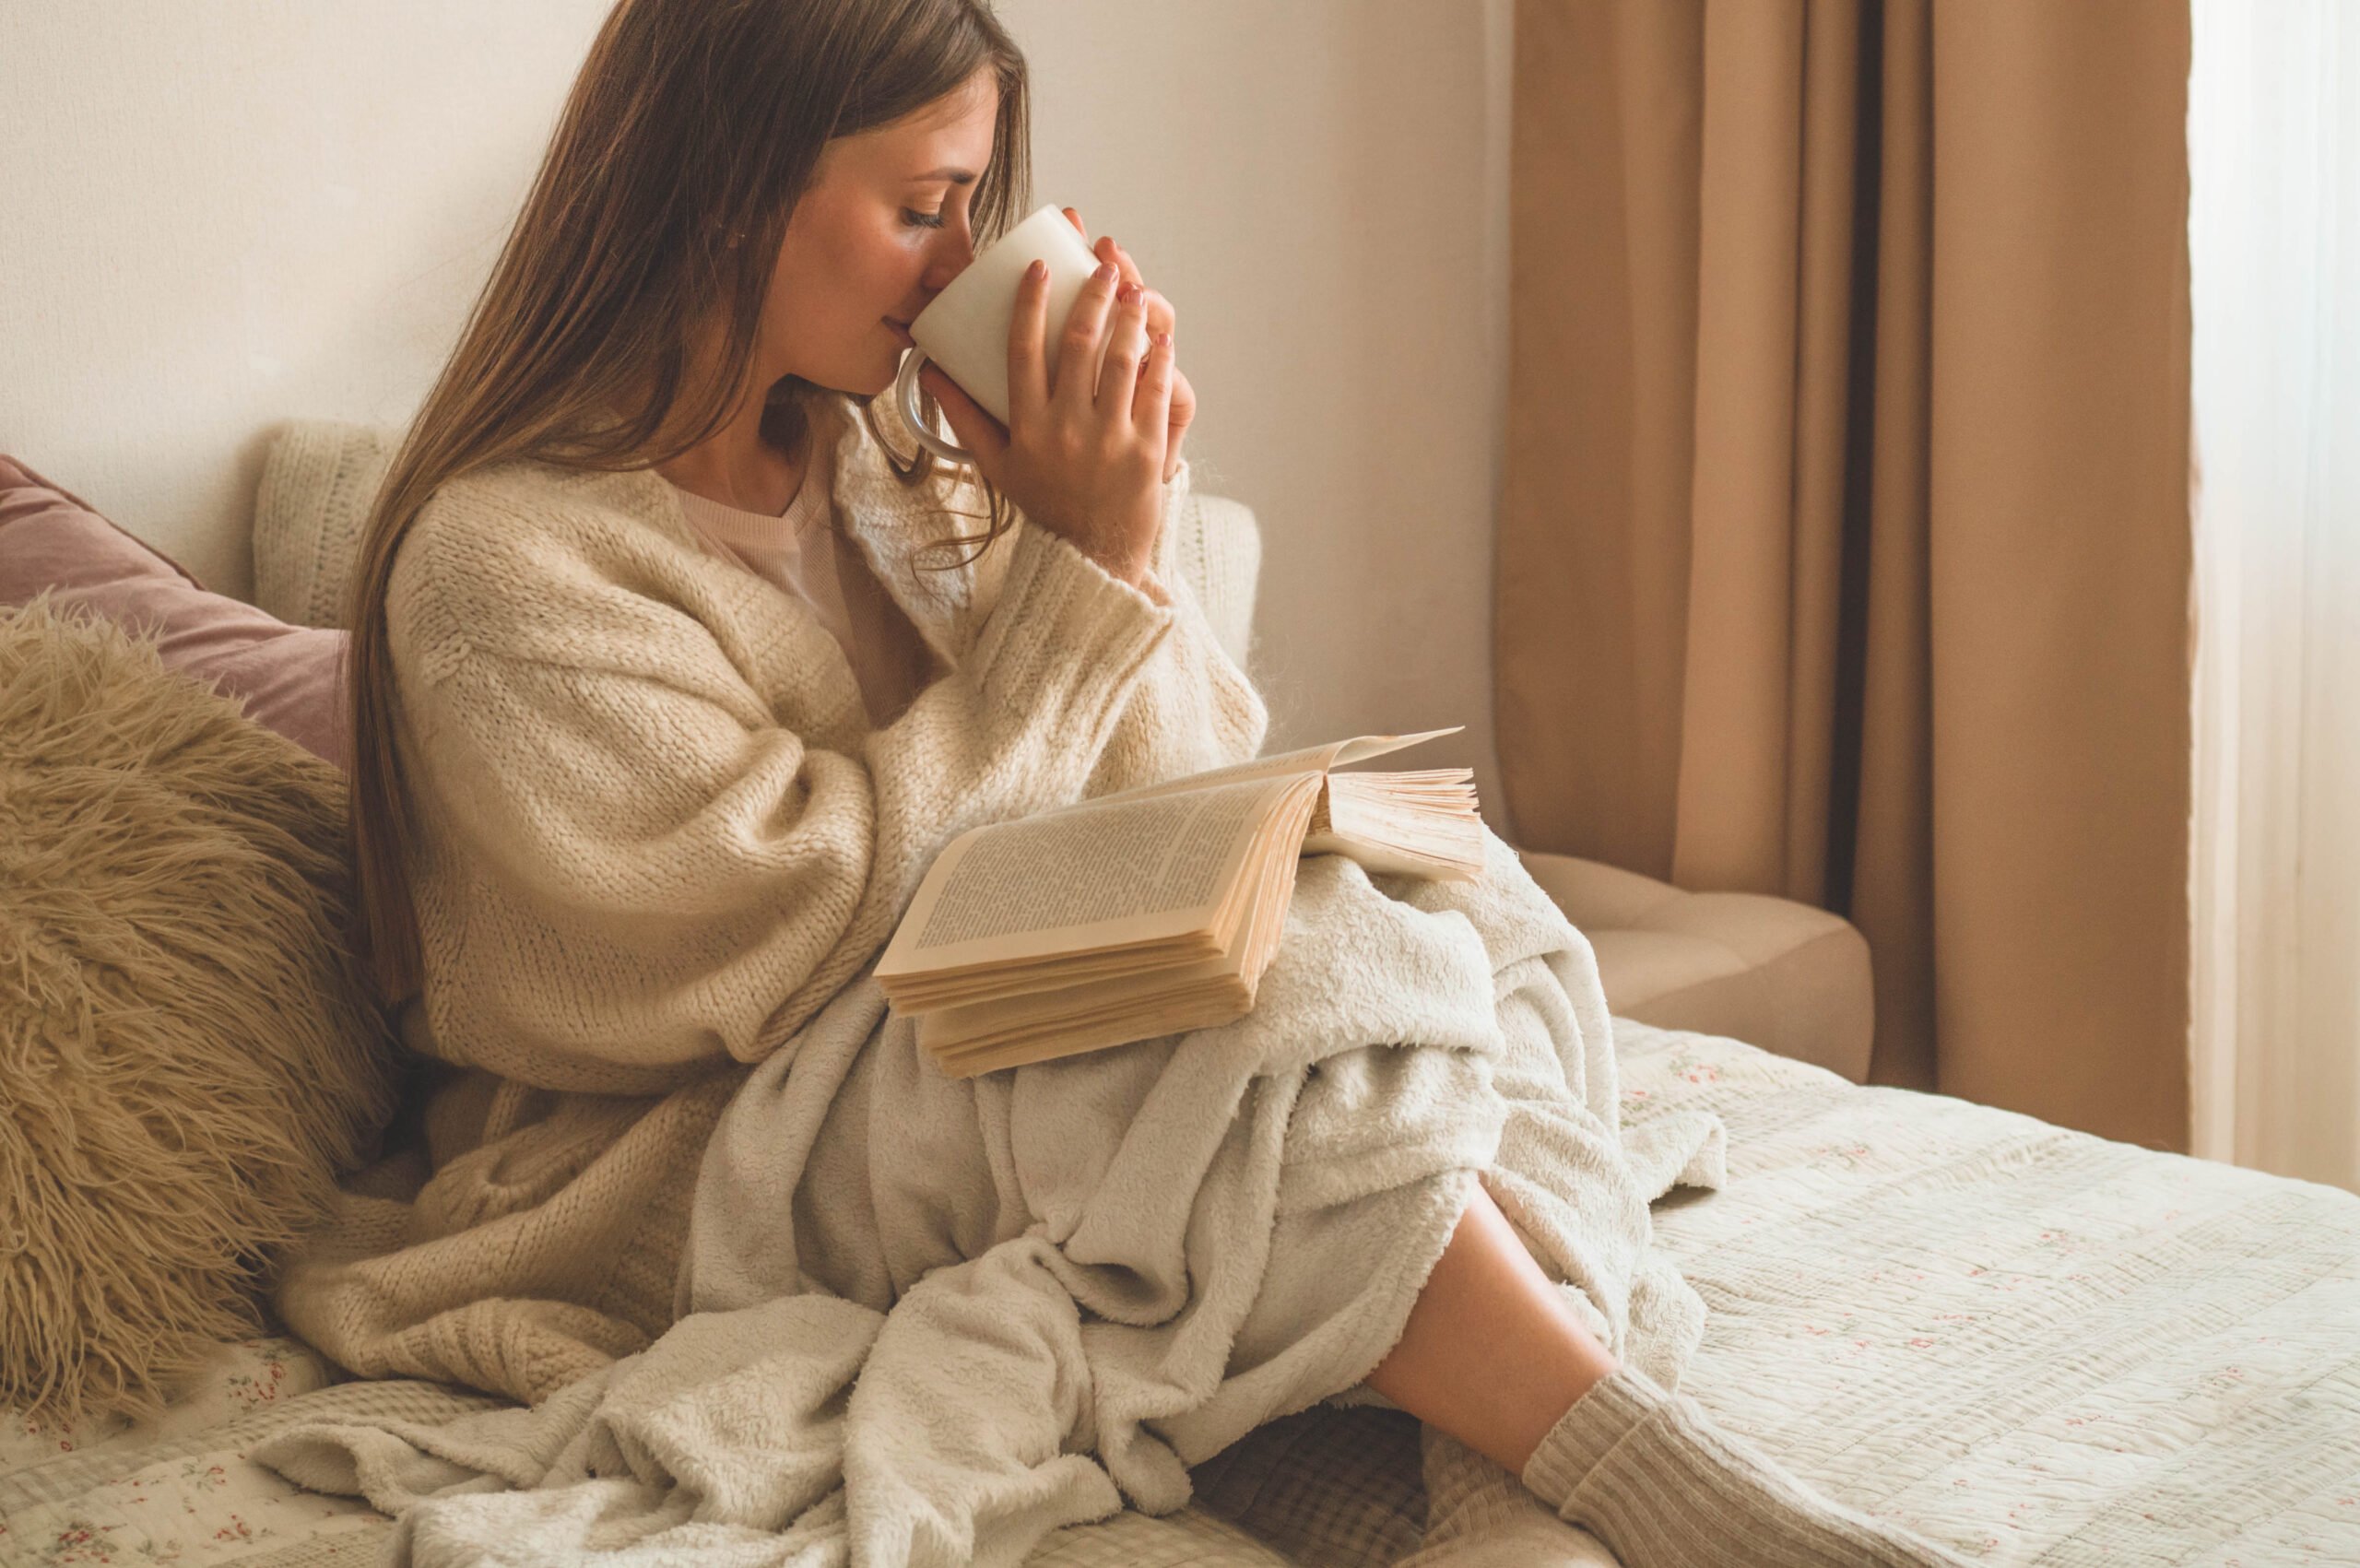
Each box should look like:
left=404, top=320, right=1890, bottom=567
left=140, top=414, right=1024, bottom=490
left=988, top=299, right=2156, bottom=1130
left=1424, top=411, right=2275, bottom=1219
left=920, top=257, right=1174, bottom=590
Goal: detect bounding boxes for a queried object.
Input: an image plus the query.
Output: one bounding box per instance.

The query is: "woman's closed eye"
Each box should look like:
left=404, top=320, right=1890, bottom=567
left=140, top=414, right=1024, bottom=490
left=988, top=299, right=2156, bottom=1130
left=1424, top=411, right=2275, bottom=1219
left=901, top=206, right=947, bottom=230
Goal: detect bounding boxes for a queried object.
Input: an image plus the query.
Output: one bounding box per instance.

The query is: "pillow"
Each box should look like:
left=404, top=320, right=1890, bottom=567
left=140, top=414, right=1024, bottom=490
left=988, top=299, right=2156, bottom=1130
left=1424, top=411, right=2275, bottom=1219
left=0, top=595, right=398, bottom=1425
left=251, top=419, right=398, bottom=631
left=0, top=456, right=349, bottom=771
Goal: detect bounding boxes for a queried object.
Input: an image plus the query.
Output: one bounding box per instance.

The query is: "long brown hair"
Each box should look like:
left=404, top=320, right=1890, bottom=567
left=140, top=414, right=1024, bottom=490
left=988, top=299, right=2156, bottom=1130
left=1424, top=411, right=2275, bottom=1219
left=345, top=0, right=1030, bottom=1003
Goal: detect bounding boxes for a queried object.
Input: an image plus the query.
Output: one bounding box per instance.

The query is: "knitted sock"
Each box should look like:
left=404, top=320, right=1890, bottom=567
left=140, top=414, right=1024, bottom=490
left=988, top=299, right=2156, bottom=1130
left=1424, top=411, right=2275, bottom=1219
left=1398, top=1425, right=1613, bottom=1566
left=1519, top=1362, right=1972, bottom=1568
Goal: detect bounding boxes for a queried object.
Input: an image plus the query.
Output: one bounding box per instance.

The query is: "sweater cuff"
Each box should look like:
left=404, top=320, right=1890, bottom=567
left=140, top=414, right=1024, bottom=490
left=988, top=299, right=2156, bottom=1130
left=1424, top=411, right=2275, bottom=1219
left=1151, top=458, right=1192, bottom=587
left=969, top=515, right=1174, bottom=716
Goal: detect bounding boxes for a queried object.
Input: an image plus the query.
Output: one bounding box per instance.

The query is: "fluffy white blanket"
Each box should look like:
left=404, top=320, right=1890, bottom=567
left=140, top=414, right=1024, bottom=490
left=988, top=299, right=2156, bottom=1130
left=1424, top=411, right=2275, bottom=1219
left=254, top=828, right=1729, bottom=1566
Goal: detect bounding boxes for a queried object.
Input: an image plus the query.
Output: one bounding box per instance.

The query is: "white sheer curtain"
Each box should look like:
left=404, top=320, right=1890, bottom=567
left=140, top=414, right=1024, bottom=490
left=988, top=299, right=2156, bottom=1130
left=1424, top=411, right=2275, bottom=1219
left=2188, top=0, right=2360, bottom=1191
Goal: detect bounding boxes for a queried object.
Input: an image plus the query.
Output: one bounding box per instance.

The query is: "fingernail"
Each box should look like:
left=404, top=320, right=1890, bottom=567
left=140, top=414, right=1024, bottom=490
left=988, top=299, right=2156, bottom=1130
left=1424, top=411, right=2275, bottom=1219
left=1153, top=330, right=1171, bottom=346
left=1117, top=281, right=1139, bottom=303
left=1026, top=258, right=1045, bottom=280
left=1094, top=262, right=1117, bottom=283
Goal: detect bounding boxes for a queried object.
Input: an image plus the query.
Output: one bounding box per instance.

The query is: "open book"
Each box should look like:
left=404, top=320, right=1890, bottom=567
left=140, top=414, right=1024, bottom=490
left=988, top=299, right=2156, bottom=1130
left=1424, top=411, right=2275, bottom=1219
left=874, top=727, right=1482, bottom=1079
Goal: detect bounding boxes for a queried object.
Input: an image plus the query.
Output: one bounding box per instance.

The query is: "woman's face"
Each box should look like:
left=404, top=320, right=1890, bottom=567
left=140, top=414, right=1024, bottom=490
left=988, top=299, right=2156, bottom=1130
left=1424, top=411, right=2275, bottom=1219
left=760, top=67, right=1000, bottom=400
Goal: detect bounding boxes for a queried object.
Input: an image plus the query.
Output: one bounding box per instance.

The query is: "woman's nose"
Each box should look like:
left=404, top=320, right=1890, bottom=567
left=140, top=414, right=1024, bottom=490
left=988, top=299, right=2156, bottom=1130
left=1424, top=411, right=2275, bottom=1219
left=921, top=229, right=977, bottom=293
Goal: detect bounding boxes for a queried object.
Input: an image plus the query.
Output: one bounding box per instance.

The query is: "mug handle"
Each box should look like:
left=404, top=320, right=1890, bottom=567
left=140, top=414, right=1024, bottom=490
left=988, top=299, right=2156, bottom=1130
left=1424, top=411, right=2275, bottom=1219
left=894, top=348, right=974, bottom=466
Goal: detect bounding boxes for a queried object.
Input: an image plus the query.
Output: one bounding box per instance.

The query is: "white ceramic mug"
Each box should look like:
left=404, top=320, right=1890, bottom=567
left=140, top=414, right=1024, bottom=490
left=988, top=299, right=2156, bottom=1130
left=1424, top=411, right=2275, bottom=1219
left=893, top=202, right=1106, bottom=465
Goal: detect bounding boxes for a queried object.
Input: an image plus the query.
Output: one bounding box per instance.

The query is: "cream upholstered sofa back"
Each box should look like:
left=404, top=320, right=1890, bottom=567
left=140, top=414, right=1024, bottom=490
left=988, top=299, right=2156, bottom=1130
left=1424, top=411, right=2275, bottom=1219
left=249, top=419, right=1262, bottom=674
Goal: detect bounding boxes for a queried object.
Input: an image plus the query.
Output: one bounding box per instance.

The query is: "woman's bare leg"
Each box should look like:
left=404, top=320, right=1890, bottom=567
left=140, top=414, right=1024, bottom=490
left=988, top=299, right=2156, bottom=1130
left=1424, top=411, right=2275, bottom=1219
left=1366, top=1178, right=1616, bottom=1474
left=1375, top=1180, right=1973, bottom=1566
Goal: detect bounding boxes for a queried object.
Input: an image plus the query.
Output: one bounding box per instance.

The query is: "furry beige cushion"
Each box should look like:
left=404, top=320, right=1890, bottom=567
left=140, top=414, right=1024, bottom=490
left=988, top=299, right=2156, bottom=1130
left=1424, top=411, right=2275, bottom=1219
left=0, top=595, right=398, bottom=1424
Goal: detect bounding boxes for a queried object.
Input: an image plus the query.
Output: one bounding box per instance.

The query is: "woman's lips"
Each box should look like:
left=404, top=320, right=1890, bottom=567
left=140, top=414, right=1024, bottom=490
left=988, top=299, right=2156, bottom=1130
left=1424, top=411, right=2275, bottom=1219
left=884, top=317, right=915, bottom=348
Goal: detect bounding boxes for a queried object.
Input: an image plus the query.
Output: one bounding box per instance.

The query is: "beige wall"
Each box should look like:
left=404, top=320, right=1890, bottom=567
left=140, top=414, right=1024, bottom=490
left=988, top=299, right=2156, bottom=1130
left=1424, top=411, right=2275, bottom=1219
left=0, top=0, right=1513, bottom=813
left=0, top=2, right=612, bottom=600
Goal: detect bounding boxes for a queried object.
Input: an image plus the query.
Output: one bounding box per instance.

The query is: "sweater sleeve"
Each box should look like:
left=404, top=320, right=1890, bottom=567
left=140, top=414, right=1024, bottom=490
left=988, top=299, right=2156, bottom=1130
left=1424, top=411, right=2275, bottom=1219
left=1080, top=457, right=1269, bottom=797
left=389, top=501, right=1248, bottom=1093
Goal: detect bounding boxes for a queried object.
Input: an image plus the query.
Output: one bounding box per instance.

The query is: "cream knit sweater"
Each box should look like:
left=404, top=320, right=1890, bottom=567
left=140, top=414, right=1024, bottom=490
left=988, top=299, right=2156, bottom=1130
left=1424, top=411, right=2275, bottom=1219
left=275, top=393, right=1268, bottom=1405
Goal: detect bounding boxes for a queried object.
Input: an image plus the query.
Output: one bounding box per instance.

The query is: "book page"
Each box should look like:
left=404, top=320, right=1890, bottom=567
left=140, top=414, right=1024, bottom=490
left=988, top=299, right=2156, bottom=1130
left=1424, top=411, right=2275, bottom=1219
left=1301, top=771, right=1485, bottom=878
left=877, top=774, right=1301, bottom=977
left=917, top=952, right=1243, bottom=1048
left=1088, top=725, right=1467, bottom=808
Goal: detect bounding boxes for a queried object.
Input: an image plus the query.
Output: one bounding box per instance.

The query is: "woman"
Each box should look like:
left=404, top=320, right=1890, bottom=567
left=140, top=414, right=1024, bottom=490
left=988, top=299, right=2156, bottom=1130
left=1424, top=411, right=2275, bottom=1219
left=283, top=3, right=1963, bottom=1564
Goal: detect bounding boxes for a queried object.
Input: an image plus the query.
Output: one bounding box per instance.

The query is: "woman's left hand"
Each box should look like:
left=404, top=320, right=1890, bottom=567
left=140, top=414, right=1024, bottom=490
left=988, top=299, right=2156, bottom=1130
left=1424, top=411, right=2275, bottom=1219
left=1065, top=207, right=1192, bottom=483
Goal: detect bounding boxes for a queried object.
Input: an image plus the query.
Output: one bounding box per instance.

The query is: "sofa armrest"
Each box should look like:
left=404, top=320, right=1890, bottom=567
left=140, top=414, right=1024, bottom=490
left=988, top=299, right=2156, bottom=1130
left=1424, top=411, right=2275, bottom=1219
left=1516, top=850, right=1873, bottom=1084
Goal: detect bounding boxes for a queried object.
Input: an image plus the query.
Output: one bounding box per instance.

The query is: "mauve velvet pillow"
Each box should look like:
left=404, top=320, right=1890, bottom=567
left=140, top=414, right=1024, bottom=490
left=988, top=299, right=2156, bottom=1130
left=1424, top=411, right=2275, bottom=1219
left=0, top=456, right=348, bottom=772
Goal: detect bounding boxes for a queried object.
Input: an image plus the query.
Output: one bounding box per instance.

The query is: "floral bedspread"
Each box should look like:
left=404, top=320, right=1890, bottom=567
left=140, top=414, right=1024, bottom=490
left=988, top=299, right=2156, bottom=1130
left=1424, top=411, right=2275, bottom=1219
left=0, top=1335, right=400, bottom=1568
left=1619, top=1021, right=2360, bottom=1563
left=7, top=1022, right=2360, bottom=1566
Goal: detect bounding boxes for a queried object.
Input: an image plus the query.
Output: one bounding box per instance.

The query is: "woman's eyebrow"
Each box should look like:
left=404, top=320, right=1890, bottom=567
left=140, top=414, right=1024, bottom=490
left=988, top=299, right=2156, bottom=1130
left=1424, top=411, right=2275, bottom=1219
left=910, top=166, right=978, bottom=185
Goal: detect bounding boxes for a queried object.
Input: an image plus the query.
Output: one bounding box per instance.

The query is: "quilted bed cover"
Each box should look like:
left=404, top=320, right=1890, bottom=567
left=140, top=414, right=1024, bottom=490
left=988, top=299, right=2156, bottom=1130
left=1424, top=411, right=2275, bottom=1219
left=7, top=1019, right=2357, bottom=1568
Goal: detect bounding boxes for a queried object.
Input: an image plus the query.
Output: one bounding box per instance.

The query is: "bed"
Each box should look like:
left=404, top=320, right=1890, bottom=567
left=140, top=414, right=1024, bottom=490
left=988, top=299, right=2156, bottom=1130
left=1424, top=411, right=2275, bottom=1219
left=6, top=417, right=2359, bottom=1565
left=8, top=1012, right=2357, bottom=1566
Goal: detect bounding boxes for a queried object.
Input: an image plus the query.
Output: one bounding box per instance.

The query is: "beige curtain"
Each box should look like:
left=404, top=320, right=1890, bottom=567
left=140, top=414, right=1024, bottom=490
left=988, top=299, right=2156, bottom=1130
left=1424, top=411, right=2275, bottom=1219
left=1498, top=0, right=2191, bottom=1150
